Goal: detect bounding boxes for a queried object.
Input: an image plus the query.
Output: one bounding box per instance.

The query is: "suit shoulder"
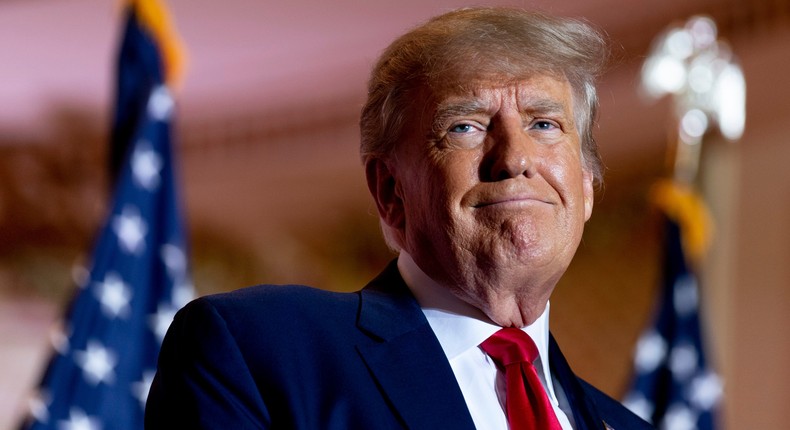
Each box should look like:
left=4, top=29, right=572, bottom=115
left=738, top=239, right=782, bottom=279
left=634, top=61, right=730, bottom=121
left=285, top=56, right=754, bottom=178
left=579, top=380, right=655, bottom=429
left=180, top=284, right=360, bottom=330
left=202, top=283, right=358, bottom=308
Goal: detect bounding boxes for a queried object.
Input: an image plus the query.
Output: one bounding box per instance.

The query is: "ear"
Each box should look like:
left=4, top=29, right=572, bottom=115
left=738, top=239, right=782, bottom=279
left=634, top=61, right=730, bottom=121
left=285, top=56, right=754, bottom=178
left=365, top=158, right=405, bottom=230
left=582, top=168, right=594, bottom=222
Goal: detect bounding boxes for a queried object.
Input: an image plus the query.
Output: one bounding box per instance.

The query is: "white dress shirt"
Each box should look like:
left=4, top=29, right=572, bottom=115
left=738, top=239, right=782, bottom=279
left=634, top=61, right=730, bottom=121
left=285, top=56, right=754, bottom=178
left=397, top=251, right=576, bottom=430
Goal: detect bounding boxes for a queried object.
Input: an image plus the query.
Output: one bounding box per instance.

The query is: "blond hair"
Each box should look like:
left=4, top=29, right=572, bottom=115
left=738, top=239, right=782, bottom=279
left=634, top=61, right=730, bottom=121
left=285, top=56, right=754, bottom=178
left=360, top=7, right=608, bottom=185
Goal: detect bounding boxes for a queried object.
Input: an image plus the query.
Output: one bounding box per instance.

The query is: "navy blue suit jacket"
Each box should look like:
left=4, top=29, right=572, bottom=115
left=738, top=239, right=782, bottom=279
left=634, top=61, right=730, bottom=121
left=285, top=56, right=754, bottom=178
left=146, top=262, right=653, bottom=429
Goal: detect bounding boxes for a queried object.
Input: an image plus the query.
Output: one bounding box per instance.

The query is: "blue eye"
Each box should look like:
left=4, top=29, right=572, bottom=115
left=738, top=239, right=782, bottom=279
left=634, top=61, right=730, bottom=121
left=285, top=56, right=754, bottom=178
left=531, top=120, right=557, bottom=130
left=449, top=124, right=474, bottom=133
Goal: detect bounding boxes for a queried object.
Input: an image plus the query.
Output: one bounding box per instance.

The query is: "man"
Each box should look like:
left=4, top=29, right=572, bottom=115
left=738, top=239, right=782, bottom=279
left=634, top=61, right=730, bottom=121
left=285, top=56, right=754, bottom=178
left=146, top=7, right=653, bottom=429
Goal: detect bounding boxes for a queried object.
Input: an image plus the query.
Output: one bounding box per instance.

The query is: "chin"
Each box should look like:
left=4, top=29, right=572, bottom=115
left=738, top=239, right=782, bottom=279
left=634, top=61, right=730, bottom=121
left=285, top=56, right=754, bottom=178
left=502, top=241, right=574, bottom=277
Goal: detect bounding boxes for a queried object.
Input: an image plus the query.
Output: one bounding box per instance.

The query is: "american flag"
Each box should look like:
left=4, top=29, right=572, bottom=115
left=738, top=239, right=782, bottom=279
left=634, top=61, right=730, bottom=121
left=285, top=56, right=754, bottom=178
left=623, top=182, right=723, bottom=430
left=21, top=1, right=191, bottom=429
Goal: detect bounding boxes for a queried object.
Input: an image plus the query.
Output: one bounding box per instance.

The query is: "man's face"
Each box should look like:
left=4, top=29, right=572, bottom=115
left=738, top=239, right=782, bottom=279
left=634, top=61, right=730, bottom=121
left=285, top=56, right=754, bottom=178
left=379, top=74, right=594, bottom=309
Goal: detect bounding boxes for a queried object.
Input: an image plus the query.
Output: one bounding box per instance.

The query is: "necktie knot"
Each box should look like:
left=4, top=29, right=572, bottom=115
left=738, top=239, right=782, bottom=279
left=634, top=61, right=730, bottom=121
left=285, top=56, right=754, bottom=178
left=480, top=327, right=539, bottom=367
left=480, top=328, right=563, bottom=430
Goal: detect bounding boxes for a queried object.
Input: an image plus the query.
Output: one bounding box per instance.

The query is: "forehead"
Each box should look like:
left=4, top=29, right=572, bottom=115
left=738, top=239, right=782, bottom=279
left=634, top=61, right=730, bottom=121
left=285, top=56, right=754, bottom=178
left=437, top=74, right=572, bottom=105
left=420, top=74, right=577, bottom=125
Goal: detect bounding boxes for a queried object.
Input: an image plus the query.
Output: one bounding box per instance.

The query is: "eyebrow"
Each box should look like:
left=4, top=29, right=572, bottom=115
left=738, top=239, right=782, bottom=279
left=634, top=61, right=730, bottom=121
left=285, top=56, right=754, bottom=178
left=434, top=99, right=492, bottom=122
left=431, top=99, right=493, bottom=136
left=431, top=96, right=571, bottom=135
left=525, top=99, right=568, bottom=116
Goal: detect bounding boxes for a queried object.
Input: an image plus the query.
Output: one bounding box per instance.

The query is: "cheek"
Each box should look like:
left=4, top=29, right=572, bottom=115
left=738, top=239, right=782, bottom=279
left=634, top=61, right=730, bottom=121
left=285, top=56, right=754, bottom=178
left=430, top=154, right=480, bottom=204
left=546, top=161, right=571, bottom=184
left=404, top=163, right=457, bottom=229
left=543, top=148, right=587, bottom=202
left=546, top=162, right=580, bottom=199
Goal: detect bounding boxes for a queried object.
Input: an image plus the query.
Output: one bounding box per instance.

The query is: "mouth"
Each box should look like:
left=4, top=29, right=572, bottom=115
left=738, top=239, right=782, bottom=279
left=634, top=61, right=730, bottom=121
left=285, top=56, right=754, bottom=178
left=473, top=195, right=554, bottom=208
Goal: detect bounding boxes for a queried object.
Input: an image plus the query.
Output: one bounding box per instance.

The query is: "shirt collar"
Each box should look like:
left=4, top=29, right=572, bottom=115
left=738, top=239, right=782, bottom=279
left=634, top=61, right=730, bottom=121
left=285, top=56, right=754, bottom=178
left=397, top=251, right=557, bottom=398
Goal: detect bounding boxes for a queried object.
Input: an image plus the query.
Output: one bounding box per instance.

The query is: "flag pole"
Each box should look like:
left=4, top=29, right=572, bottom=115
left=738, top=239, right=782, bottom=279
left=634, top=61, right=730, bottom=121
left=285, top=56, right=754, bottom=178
left=623, top=14, right=745, bottom=429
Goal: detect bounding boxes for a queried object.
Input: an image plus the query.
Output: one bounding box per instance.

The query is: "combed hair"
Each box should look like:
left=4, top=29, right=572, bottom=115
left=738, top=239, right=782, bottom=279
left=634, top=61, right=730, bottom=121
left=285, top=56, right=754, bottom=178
left=360, top=7, right=609, bottom=186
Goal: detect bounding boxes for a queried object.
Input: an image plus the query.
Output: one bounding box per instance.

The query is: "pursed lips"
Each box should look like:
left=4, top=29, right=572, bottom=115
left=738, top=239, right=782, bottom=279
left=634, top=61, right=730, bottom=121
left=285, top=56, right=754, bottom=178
left=472, top=193, right=554, bottom=208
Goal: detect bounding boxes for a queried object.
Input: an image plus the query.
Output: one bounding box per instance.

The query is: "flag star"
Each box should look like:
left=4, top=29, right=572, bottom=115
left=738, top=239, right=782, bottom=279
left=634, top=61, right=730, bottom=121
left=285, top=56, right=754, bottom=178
left=132, top=140, right=162, bottom=191
left=172, top=280, right=194, bottom=308
left=161, top=243, right=195, bottom=307
left=661, top=404, right=697, bottom=430
left=131, top=370, right=156, bottom=409
left=28, top=389, right=51, bottom=423
left=74, top=341, right=117, bottom=386
left=634, top=330, right=668, bottom=373
left=149, top=303, right=177, bottom=343
left=58, top=407, right=102, bottom=430
left=113, top=206, right=147, bottom=255
left=161, top=243, right=186, bottom=278
left=94, top=272, right=132, bottom=319
left=669, top=342, right=698, bottom=380
left=623, top=393, right=654, bottom=423
left=689, top=370, right=723, bottom=410
left=147, top=85, right=174, bottom=121
left=50, top=322, right=70, bottom=355
left=673, top=274, right=699, bottom=317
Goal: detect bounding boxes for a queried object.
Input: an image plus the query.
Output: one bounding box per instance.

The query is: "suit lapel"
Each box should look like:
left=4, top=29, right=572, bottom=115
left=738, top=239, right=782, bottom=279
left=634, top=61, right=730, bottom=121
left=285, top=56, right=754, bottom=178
left=549, top=334, right=608, bottom=430
left=355, top=262, right=476, bottom=430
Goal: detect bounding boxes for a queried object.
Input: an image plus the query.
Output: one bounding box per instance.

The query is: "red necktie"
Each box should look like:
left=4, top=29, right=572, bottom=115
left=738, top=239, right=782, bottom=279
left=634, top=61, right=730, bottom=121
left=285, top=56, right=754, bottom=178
left=481, top=328, right=563, bottom=430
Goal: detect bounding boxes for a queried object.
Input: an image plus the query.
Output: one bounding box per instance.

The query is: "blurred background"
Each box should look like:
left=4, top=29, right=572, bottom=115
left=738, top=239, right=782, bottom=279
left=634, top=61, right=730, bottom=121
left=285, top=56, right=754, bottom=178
left=1, top=0, right=788, bottom=428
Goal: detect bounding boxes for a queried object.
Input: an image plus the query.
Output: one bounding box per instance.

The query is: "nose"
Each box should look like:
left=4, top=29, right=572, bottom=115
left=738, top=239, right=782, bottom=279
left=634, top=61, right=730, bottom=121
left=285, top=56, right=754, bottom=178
left=482, top=119, right=536, bottom=181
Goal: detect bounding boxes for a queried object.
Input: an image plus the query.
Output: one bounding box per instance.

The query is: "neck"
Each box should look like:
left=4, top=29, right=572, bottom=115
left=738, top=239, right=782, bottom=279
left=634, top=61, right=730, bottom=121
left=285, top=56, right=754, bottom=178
left=459, top=286, right=550, bottom=327
left=398, top=251, right=552, bottom=327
